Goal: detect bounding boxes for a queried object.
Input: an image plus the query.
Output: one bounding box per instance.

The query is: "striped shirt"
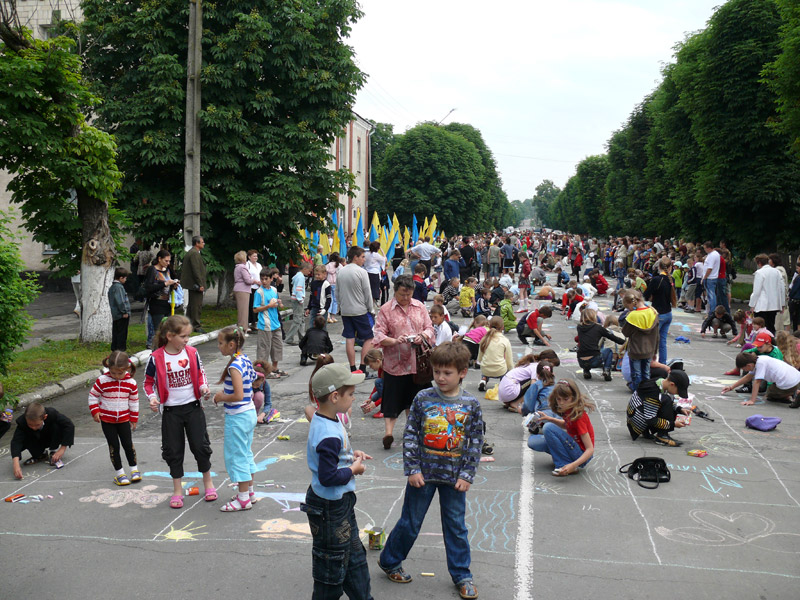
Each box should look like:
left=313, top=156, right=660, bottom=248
left=626, top=379, right=672, bottom=436
left=222, top=354, right=256, bottom=415
left=88, top=373, right=139, bottom=423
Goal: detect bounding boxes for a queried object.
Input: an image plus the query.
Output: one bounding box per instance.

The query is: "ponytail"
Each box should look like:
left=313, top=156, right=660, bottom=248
left=217, top=326, right=247, bottom=383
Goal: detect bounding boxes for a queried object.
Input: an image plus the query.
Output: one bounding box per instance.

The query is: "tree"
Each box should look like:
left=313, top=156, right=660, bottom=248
left=0, top=211, right=39, bottom=384
left=376, top=124, right=490, bottom=234
left=0, top=5, right=122, bottom=342
left=763, top=0, right=800, bottom=157
left=82, top=0, right=365, bottom=272
left=365, top=121, right=396, bottom=221
left=531, top=180, right=561, bottom=226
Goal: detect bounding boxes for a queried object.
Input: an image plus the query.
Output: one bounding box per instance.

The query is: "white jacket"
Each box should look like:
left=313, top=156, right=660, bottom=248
left=749, top=264, right=785, bottom=312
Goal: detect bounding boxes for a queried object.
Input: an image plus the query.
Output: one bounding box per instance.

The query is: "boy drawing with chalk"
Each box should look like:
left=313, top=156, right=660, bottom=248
left=379, top=342, right=484, bottom=599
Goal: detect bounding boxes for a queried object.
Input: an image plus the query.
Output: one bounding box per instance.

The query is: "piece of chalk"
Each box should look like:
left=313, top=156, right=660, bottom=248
left=47, top=495, right=53, bottom=499
left=421, top=573, right=435, bottom=577
left=59, top=491, right=63, bottom=496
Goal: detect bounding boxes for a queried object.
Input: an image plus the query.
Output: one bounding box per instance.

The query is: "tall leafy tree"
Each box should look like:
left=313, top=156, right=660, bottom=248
left=365, top=121, right=396, bottom=222
left=82, top=0, right=365, bottom=269
left=0, top=6, right=122, bottom=342
left=376, top=124, right=489, bottom=235
left=531, top=180, right=560, bottom=226
left=763, top=0, right=800, bottom=157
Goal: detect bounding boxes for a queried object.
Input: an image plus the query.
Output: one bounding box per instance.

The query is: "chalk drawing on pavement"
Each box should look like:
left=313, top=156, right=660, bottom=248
left=250, top=517, right=310, bottom=540
left=79, top=485, right=171, bottom=509
left=582, top=450, right=631, bottom=497
left=465, top=490, right=517, bottom=553
left=656, top=510, right=800, bottom=553
left=697, top=433, right=752, bottom=458
left=253, top=491, right=305, bottom=512
left=156, top=521, right=207, bottom=542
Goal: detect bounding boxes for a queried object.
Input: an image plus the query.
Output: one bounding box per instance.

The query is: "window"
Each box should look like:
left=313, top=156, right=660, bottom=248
left=356, top=138, right=361, bottom=173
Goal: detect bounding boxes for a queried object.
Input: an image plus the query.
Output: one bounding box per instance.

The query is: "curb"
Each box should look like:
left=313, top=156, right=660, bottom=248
left=15, top=326, right=229, bottom=410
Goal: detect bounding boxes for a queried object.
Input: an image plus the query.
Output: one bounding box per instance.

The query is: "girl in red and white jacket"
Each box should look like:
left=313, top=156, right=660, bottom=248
left=144, top=315, right=217, bottom=509
left=89, top=351, right=140, bottom=486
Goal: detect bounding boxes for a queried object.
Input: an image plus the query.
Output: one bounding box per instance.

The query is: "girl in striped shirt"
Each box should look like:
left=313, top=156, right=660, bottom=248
left=213, top=326, right=258, bottom=512
left=89, top=351, right=140, bottom=486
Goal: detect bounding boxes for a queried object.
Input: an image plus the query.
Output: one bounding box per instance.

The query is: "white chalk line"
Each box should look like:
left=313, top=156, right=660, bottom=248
left=514, top=433, right=534, bottom=600
left=578, top=380, right=663, bottom=565
left=10, top=442, right=106, bottom=495
left=151, top=417, right=298, bottom=541
left=705, top=402, right=800, bottom=508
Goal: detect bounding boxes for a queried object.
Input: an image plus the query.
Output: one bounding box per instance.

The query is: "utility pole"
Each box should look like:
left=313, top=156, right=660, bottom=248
left=183, top=0, right=202, bottom=249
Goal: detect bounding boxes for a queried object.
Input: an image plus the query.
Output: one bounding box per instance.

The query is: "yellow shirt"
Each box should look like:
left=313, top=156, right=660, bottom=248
left=459, top=286, right=475, bottom=308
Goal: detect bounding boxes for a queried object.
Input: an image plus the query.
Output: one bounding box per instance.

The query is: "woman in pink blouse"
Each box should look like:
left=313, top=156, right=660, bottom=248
left=233, top=251, right=257, bottom=332
left=373, top=274, right=435, bottom=449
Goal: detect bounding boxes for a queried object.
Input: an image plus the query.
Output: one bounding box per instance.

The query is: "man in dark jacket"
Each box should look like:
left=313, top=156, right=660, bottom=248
left=180, top=236, right=207, bottom=332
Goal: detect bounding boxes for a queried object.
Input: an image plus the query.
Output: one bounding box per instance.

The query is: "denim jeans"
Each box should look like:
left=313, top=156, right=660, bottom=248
left=657, top=311, right=672, bottom=364
left=629, top=358, right=650, bottom=391
left=302, top=488, right=373, bottom=600
left=615, top=267, right=626, bottom=291
left=489, top=263, right=500, bottom=278
left=380, top=482, right=472, bottom=585
left=330, top=284, right=338, bottom=316
left=704, top=278, right=717, bottom=315
left=715, top=278, right=730, bottom=313
left=578, top=347, right=614, bottom=373
left=527, top=422, right=592, bottom=469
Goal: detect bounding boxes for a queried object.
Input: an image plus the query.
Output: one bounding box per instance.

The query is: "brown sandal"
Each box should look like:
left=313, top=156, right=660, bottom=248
left=379, top=562, right=412, bottom=583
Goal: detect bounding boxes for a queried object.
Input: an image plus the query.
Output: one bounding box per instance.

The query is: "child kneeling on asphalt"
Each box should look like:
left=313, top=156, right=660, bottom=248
left=11, top=402, right=74, bottom=479
left=379, top=342, right=484, bottom=599
left=301, top=364, right=372, bottom=600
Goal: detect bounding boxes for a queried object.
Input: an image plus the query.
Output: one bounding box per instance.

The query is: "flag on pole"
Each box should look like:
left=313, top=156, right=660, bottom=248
left=412, top=214, right=419, bottom=245
left=392, top=213, right=400, bottom=237
left=371, top=211, right=381, bottom=234
left=331, top=210, right=338, bottom=226
left=369, top=224, right=378, bottom=242
left=403, top=226, right=410, bottom=252
left=421, top=216, right=429, bottom=240
left=429, top=215, right=438, bottom=239
left=338, top=221, right=346, bottom=257
left=379, top=226, right=389, bottom=254
left=385, top=229, right=399, bottom=262
left=320, top=232, right=331, bottom=255
left=355, top=209, right=364, bottom=248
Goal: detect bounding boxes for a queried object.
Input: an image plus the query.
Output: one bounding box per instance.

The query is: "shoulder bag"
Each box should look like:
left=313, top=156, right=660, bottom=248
left=619, top=457, right=670, bottom=489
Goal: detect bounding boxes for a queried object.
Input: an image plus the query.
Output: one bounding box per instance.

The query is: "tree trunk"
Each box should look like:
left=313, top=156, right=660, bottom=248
left=78, top=191, right=115, bottom=343
left=216, top=269, right=235, bottom=307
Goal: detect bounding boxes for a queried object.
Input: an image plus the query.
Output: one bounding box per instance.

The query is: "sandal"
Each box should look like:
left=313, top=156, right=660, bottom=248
left=275, top=370, right=289, bottom=378
left=378, top=561, right=413, bottom=583
left=457, top=580, right=479, bottom=599
left=130, top=469, right=142, bottom=482
left=481, top=442, right=494, bottom=455
left=204, top=487, right=218, bottom=502
left=220, top=497, right=252, bottom=512
left=169, top=495, right=184, bottom=509
left=265, top=372, right=280, bottom=379
left=113, top=474, right=131, bottom=486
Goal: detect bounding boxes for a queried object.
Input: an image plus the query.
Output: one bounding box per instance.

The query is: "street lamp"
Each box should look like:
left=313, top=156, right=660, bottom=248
left=436, top=108, right=456, bottom=125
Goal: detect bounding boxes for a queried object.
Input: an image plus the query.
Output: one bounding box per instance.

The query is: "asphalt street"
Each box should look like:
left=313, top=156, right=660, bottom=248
left=2, top=288, right=799, bottom=600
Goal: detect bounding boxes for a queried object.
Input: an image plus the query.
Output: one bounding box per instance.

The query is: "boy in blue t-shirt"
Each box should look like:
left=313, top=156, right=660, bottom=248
left=253, top=268, right=285, bottom=376
left=379, top=342, right=484, bottom=600
left=302, top=364, right=372, bottom=599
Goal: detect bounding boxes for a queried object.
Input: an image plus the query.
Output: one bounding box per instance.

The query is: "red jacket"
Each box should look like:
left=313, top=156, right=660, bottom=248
left=144, top=345, right=207, bottom=404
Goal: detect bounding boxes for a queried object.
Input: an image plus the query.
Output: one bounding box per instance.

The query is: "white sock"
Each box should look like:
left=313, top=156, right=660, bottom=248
left=130, top=465, right=139, bottom=472
left=115, top=468, right=125, bottom=477
left=238, top=491, right=250, bottom=503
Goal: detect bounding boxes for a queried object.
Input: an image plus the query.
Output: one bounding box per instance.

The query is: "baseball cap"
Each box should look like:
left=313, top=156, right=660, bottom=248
left=667, top=369, right=690, bottom=399
left=752, top=331, right=773, bottom=348
left=311, top=364, right=365, bottom=398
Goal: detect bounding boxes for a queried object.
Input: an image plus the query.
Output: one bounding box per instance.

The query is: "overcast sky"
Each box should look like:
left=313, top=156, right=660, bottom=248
left=349, top=0, right=723, bottom=201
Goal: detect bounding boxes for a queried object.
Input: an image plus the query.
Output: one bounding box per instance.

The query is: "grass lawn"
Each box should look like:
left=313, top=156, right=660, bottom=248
left=4, top=306, right=238, bottom=401
left=730, top=281, right=753, bottom=301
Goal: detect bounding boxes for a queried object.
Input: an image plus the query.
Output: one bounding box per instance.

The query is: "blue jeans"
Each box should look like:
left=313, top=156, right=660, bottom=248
left=302, top=489, right=373, bottom=600
left=489, top=263, right=500, bottom=278
left=657, top=311, right=672, bottom=364
left=380, top=482, right=472, bottom=585
left=578, top=347, right=614, bottom=372
left=527, top=422, right=591, bottom=469
left=330, top=284, right=338, bottom=315
left=521, top=381, right=554, bottom=416
left=615, top=267, right=626, bottom=291
left=704, top=278, right=717, bottom=315
left=630, top=358, right=650, bottom=391
left=715, top=278, right=729, bottom=313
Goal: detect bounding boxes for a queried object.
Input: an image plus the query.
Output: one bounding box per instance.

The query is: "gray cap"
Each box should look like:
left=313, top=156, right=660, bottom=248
left=311, top=364, right=365, bottom=398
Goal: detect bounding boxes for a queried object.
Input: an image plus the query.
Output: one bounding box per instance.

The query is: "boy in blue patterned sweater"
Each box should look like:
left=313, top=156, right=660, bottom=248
left=379, top=342, right=484, bottom=599
left=302, top=364, right=373, bottom=600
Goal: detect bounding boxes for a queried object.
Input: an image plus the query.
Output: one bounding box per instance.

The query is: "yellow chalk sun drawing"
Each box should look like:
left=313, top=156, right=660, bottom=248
left=274, top=451, right=302, bottom=462
left=156, top=521, right=208, bottom=542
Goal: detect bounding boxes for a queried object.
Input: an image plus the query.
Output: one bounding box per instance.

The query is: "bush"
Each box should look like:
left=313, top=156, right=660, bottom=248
left=0, top=211, right=40, bottom=403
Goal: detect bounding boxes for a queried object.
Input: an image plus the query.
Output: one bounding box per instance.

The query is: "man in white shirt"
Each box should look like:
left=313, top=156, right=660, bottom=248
left=749, top=253, right=786, bottom=335
left=701, top=241, right=721, bottom=315
left=408, top=237, right=441, bottom=279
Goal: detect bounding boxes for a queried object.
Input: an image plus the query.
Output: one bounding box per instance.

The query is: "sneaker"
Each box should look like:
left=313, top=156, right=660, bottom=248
left=378, top=561, right=413, bottom=583
left=790, top=394, right=800, bottom=409
left=653, top=432, right=682, bottom=447
left=724, top=368, right=740, bottom=376
left=603, top=369, right=612, bottom=382
left=114, top=474, right=131, bottom=486
left=130, top=469, right=142, bottom=482
left=478, top=380, right=486, bottom=392
left=481, top=442, right=494, bottom=455
left=583, top=369, right=592, bottom=380
left=721, top=332, right=728, bottom=339
left=363, top=372, right=377, bottom=380
left=735, top=384, right=752, bottom=394
left=457, top=580, right=479, bottom=599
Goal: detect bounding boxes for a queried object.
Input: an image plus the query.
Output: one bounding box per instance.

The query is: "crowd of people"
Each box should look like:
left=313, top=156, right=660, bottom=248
left=4, top=226, right=800, bottom=600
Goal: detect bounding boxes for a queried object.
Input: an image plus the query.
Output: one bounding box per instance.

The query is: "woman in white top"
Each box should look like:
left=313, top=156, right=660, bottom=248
left=246, top=250, right=262, bottom=332
left=363, top=241, right=387, bottom=303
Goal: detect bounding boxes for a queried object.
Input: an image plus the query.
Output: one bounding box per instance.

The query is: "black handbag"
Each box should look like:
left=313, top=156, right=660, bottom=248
left=619, top=457, right=671, bottom=489
left=413, top=338, right=433, bottom=385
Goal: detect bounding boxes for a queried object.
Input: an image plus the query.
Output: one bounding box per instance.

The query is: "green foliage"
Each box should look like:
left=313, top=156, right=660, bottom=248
left=82, top=0, right=365, bottom=267
left=0, top=211, right=40, bottom=381
left=0, top=33, right=123, bottom=274
left=376, top=124, right=491, bottom=234
left=545, top=0, right=800, bottom=253
left=763, top=0, right=800, bottom=157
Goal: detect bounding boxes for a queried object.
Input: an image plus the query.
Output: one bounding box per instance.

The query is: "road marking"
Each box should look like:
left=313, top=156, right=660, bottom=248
left=11, top=442, right=105, bottom=495
left=514, top=434, right=534, bottom=600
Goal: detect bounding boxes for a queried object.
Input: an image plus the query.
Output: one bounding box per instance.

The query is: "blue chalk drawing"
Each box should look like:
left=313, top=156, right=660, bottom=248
left=254, top=491, right=306, bottom=512
left=465, top=491, right=518, bottom=552
left=255, top=457, right=280, bottom=472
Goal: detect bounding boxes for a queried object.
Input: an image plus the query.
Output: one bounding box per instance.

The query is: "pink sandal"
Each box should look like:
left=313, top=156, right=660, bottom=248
left=204, top=487, right=218, bottom=502
left=169, top=495, right=184, bottom=509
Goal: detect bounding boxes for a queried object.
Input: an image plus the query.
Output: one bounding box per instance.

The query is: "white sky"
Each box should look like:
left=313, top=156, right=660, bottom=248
left=349, top=0, right=722, bottom=201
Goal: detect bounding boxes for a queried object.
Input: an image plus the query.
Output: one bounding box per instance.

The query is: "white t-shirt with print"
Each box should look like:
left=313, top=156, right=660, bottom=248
left=754, top=355, right=800, bottom=390
left=163, top=348, right=197, bottom=406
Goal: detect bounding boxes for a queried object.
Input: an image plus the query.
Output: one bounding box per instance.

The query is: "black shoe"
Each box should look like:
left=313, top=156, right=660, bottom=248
left=300, top=359, right=308, bottom=366
left=789, top=394, right=800, bottom=409
left=603, top=369, right=612, bottom=382
left=481, top=441, right=494, bottom=455
left=735, top=384, right=752, bottom=394
left=583, top=369, right=592, bottom=380
left=478, top=380, right=486, bottom=392
left=363, top=372, right=377, bottom=380
left=195, top=327, right=206, bottom=334
left=653, top=432, right=682, bottom=447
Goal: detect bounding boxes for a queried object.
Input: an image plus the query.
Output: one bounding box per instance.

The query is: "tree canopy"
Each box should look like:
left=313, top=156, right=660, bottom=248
left=82, top=0, right=365, bottom=266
